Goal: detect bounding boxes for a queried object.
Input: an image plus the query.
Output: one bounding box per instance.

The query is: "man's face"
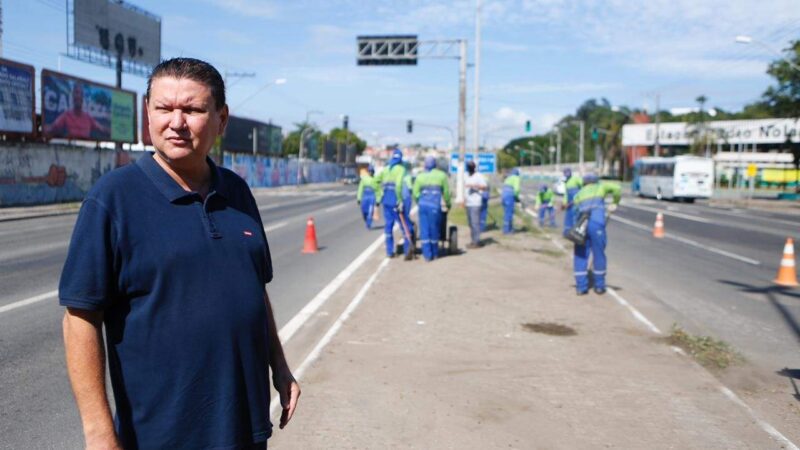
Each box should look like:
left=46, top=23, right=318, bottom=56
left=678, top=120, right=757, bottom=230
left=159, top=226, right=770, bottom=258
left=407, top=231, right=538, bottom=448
left=146, top=76, right=228, bottom=165
left=72, top=85, right=83, bottom=112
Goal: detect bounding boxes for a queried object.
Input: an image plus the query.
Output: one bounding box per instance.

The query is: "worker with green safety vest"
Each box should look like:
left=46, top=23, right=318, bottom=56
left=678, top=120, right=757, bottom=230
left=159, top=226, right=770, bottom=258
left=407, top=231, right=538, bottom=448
left=501, top=168, right=521, bottom=234
left=413, top=155, right=451, bottom=261
left=376, top=148, right=411, bottom=257
left=356, top=165, right=378, bottom=230
left=535, top=183, right=556, bottom=228
left=572, top=172, right=621, bottom=296
left=562, top=168, right=583, bottom=237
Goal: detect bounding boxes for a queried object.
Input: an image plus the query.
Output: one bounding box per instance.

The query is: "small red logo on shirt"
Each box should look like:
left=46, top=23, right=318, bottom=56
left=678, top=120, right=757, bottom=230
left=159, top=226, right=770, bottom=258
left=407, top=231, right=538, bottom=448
left=243, top=230, right=253, bottom=237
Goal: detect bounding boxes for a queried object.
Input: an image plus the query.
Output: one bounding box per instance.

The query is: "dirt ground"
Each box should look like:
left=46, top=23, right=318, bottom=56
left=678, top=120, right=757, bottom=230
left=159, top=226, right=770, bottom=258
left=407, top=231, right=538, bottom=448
left=269, top=225, right=794, bottom=449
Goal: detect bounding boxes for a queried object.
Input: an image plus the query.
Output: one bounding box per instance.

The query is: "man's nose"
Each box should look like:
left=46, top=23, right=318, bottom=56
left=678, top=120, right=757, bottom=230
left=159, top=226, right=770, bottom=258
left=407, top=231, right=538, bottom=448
left=169, top=110, right=187, bottom=130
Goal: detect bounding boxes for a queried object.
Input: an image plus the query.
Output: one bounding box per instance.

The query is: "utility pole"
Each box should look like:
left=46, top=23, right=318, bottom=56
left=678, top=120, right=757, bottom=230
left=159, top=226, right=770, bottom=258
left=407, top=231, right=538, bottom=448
left=457, top=39, right=467, bottom=203
left=473, top=0, right=482, bottom=158
left=556, top=127, right=562, bottom=172
left=0, top=0, right=4, bottom=57
left=578, top=120, right=585, bottom=172
left=654, top=93, right=661, bottom=157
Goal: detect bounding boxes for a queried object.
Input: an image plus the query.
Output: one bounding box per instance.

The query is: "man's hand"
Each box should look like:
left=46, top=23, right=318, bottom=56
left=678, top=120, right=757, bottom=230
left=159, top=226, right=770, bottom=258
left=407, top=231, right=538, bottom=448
left=396, top=202, right=403, bottom=213
left=273, top=368, right=301, bottom=429
left=357, top=200, right=361, bottom=205
left=85, top=431, right=123, bottom=450
left=607, top=204, right=618, bottom=213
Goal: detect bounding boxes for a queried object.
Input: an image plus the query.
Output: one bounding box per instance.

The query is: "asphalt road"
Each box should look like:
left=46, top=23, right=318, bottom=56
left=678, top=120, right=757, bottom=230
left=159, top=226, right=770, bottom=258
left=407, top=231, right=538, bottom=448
left=0, top=184, right=379, bottom=449
left=522, top=183, right=800, bottom=373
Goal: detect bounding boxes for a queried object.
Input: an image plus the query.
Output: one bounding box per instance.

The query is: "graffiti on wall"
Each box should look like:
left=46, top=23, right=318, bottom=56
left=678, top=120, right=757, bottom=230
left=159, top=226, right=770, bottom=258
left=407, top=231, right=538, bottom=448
left=223, top=153, right=342, bottom=188
left=0, top=144, right=138, bottom=206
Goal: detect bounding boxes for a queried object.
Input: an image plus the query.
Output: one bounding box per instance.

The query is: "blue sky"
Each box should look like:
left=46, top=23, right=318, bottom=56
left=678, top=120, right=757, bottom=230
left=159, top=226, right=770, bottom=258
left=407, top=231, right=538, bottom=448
left=5, top=0, right=800, bottom=149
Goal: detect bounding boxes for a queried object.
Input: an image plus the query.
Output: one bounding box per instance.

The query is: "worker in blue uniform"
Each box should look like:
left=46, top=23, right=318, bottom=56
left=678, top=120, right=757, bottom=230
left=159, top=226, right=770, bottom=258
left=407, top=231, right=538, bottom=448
left=376, top=148, right=409, bottom=257
left=535, top=184, right=556, bottom=228
left=562, top=167, right=583, bottom=237
left=413, top=156, right=451, bottom=261
left=572, top=172, right=621, bottom=295
left=356, top=165, right=377, bottom=229
left=480, top=180, right=490, bottom=231
left=501, top=168, right=521, bottom=234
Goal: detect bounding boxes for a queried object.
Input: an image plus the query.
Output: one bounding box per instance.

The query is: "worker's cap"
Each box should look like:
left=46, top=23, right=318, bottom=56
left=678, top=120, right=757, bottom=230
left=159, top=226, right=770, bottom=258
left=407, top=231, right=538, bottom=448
left=539, top=184, right=548, bottom=192
left=424, top=155, right=437, bottom=170
left=510, top=168, right=520, bottom=176
left=466, top=160, right=476, bottom=170
left=563, top=168, right=572, bottom=178
left=583, top=172, right=599, bottom=184
left=390, top=148, right=403, bottom=164
left=367, top=164, right=375, bottom=174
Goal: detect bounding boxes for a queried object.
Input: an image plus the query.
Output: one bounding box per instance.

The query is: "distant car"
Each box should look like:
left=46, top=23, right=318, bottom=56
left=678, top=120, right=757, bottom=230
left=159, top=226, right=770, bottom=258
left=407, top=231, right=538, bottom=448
left=340, top=174, right=359, bottom=185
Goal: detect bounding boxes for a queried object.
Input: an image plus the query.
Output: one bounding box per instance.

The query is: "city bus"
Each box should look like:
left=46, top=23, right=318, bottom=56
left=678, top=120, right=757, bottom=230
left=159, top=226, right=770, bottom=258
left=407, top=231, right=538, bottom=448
left=632, top=156, right=714, bottom=202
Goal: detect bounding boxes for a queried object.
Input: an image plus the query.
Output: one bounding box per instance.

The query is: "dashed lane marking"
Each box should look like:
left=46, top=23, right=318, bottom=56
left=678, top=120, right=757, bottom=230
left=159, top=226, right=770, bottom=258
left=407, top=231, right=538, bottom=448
left=0, top=290, right=58, bottom=315
left=264, top=221, right=287, bottom=233
left=323, top=203, right=348, bottom=213
left=619, top=201, right=713, bottom=223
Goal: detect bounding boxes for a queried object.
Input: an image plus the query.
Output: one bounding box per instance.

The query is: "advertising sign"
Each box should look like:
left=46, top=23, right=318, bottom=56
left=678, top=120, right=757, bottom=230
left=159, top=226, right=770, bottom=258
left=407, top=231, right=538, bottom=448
left=41, top=69, right=136, bottom=143
left=0, top=58, right=35, bottom=135
left=223, top=116, right=282, bottom=156
left=73, top=0, right=161, bottom=68
left=449, top=152, right=497, bottom=174
left=622, top=118, right=800, bottom=147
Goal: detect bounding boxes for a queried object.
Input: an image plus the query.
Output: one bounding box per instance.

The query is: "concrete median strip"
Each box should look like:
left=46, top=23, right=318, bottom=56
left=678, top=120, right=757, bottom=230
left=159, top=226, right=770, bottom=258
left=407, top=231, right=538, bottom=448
left=270, top=257, right=391, bottom=418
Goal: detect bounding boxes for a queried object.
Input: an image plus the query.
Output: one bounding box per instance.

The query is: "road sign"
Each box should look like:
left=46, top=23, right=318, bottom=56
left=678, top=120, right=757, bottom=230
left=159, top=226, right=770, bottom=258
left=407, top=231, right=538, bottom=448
left=450, top=152, right=496, bottom=174
left=746, top=163, right=757, bottom=178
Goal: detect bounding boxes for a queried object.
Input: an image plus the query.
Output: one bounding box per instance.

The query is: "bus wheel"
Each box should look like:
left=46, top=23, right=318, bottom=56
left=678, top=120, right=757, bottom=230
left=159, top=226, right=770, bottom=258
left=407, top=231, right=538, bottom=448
left=684, top=198, right=695, bottom=204
left=656, top=189, right=662, bottom=201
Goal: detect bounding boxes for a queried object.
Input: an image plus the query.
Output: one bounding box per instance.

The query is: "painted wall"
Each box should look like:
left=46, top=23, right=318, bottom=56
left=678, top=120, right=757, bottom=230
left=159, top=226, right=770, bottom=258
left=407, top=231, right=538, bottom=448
left=0, top=143, right=138, bottom=206
left=223, top=153, right=342, bottom=188
left=0, top=145, right=343, bottom=207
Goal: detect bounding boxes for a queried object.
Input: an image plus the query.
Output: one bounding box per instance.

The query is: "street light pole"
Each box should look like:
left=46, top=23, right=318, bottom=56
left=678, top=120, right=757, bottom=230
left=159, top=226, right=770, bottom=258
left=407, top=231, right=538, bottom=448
left=473, top=0, right=482, bottom=156
left=735, top=35, right=800, bottom=72
left=457, top=39, right=467, bottom=204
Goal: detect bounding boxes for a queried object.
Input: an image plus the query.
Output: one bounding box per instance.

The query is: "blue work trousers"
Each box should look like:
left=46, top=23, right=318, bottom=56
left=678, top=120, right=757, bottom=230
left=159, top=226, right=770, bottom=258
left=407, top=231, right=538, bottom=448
left=573, top=220, right=608, bottom=292
left=539, top=205, right=556, bottom=228
left=563, top=189, right=579, bottom=236
left=419, top=204, right=442, bottom=261
left=383, top=204, right=411, bottom=257
left=360, top=195, right=376, bottom=229
left=501, top=194, right=515, bottom=234
left=480, top=192, right=489, bottom=231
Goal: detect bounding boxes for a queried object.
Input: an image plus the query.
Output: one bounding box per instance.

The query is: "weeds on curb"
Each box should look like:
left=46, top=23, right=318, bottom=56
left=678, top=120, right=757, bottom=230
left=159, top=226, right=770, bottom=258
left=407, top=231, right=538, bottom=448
left=666, top=324, right=744, bottom=370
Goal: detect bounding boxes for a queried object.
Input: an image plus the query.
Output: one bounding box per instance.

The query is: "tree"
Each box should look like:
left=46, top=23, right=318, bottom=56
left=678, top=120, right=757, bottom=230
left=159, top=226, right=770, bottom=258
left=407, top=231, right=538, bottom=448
left=761, top=40, right=800, bottom=117
left=281, top=122, right=322, bottom=158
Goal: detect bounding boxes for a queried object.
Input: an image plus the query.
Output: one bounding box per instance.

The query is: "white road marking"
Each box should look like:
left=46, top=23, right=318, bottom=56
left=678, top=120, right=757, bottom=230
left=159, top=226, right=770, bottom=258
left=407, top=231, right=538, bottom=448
left=610, top=215, right=761, bottom=266
left=0, top=290, right=59, bottom=315
left=0, top=241, right=70, bottom=263
left=620, top=201, right=713, bottom=223
left=276, top=234, right=385, bottom=343
left=607, top=287, right=662, bottom=334
left=323, top=203, right=348, bottom=213
left=270, top=257, right=390, bottom=417
left=264, top=221, right=287, bottom=233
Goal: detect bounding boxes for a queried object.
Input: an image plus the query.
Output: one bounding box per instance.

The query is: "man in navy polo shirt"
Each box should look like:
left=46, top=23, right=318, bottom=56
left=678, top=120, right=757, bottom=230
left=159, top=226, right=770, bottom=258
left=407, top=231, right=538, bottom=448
left=60, top=58, right=300, bottom=450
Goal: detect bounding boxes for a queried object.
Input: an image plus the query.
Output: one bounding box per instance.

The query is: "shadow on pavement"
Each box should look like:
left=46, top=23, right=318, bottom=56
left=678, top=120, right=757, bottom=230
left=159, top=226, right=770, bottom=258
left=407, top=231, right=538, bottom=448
left=777, top=368, right=800, bottom=401
left=719, top=280, right=800, bottom=345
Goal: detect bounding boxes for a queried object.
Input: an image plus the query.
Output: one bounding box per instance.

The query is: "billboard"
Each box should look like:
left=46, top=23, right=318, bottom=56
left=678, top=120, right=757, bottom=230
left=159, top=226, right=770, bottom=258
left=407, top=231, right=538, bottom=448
left=41, top=70, right=137, bottom=143
left=622, top=118, right=800, bottom=147
left=223, top=116, right=282, bottom=156
left=73, top=0, right=161, bottom=69
left=0, top=58, right=35, bottom=135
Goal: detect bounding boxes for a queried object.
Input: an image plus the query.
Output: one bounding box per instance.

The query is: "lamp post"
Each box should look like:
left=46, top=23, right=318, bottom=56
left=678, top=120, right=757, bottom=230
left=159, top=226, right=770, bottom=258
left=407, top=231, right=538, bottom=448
left=735, top=35, right=800, bottom=72
left=232, top=78, right=287, bottom=111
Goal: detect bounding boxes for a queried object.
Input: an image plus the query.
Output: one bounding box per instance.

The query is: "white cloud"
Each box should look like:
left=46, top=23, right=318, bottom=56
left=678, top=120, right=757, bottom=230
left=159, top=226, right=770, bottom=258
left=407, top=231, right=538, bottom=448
left=489, top=81, right=622, bottom=94
left=483, top=41, right=528, bottom=53
left=307, top=25, right=352, bottom=55
left=216, top=29, right=254, bottom=46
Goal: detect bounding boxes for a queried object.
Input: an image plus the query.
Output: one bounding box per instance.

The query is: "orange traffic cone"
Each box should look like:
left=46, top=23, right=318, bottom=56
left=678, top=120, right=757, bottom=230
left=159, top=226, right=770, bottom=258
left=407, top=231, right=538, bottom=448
left=653, top=212, right=665, bottom=238
left=302, top=217, right=319, bottom=254
left=774, top=238, right=798, bottom=287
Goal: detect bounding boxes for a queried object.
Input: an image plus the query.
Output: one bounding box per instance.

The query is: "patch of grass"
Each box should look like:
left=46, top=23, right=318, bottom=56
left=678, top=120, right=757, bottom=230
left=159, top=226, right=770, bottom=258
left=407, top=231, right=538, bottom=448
left=666, top=324, right=744, bottom=370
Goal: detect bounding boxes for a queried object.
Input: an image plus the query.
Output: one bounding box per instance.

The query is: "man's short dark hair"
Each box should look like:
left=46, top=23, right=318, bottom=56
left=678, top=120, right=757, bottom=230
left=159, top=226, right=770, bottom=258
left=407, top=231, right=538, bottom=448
left=146, top=57, right=226, bottom=110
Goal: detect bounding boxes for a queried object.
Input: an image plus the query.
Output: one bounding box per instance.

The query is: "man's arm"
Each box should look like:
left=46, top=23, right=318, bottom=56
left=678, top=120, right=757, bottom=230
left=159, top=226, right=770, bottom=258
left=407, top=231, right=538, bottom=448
left=63, top=308, right=121, bottom=450
left=264, top=289, right=301, bottom=429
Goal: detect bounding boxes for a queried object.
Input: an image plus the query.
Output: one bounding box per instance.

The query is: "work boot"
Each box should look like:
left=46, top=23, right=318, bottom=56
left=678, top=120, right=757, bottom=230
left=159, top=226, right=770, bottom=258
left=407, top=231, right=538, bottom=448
left=576, top=290, right=589, bottom=296
left=594, top=287, right=606, bottom=295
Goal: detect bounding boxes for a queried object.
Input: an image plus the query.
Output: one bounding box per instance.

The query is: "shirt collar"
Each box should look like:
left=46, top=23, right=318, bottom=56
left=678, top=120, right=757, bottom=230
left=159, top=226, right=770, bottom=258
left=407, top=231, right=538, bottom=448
left=137, top=152, right=228, bottom=203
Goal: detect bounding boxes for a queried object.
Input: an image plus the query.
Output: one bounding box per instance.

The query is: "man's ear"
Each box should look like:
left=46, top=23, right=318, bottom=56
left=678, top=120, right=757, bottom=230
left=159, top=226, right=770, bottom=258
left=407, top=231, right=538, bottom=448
left=218, top=104, right=229, bottom=136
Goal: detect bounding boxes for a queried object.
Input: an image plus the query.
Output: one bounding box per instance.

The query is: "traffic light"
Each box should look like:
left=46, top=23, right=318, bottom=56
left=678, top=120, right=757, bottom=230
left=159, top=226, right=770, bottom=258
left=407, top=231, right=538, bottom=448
left=407, top=120, right=413, bottom=133
left=525, top=120, right=531, bottom=133
left=591, top=127, right=599, bottom=141
left=343, top=115, right=349, bottom=131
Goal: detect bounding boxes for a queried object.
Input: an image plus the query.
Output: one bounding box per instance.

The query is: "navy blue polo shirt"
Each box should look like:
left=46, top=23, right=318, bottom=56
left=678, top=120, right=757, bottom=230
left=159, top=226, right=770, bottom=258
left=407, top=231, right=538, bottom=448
left=59, top=153, right=274, bottom=449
